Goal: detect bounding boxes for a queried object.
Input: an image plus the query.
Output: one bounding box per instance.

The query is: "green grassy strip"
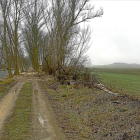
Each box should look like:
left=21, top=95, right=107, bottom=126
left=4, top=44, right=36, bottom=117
left=99, top=72, right=140, bottom=98
left=2, top=82, right=32, bottom=140
left=0, top=79, right=15, bottom=99
left=94, top=68, right=140, bottom=75
left=0, top=79, right=14, bottom=85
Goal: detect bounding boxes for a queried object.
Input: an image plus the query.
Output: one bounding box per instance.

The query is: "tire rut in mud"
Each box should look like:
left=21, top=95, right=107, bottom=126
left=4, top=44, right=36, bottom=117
left=31, top=81, right=62, bottom=140
left=0, top=82, right=24, bottom=137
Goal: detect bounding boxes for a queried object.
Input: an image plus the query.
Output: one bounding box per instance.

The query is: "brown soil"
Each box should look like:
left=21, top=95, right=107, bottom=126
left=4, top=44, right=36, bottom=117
left=0, top=71, right=65, bottom=140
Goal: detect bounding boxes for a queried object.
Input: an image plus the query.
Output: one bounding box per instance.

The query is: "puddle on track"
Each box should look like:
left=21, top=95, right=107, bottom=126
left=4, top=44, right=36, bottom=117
left=32, top=81, right=58, bottom=140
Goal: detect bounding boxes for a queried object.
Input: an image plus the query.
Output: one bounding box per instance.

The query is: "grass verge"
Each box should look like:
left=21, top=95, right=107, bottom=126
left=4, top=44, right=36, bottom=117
left=0, top=79, right=15, bottom=99
left=2, top=82, right=32, bottom=140
left=40, top=80, right=140, bottom=140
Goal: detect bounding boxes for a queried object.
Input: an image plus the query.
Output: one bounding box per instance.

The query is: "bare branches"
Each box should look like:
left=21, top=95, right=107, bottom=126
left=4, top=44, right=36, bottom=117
left=41, top=0, right=103, bottom=76
left=0, top=0, right=103, bottom=76
left=22, top=0, right=45, bottom=72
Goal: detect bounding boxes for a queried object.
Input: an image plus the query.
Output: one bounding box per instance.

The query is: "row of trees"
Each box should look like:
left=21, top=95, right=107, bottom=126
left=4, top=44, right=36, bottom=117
left=0, top=0, right=103, bottom=78
left=0, top=0, right=30, bottom=76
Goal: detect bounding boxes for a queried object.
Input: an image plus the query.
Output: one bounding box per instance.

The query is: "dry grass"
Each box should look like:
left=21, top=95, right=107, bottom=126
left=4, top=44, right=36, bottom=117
left=0, top=79, right=16, bottom=99
left=40, top=80, right=140, bottom=140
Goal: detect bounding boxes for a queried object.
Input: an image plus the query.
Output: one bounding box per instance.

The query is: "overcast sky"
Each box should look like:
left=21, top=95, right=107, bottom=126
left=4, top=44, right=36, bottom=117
left=87, top=1, right=140, bottom=65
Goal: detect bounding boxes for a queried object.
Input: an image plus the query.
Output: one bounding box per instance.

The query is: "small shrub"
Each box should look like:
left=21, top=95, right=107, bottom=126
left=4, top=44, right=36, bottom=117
left=120, top=107, right=128, bottom=112
left=109, top=96, right=118, bottom=101
left=62, top=93, right=67, bottom=97
left=0, top=79, right=14, bottom=85
left=80, top=68, right=100, bottom=83
left=0, top=87, right=5, bottom=92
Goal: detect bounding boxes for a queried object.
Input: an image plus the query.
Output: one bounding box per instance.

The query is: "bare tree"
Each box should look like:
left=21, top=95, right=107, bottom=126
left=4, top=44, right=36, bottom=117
left=0, top=42, right=6, bottom=69
left=0, top=0, right=13, bottom=77
left=42, top=0, right=103, bottom=78
left=22, top=0, right=44, bottom=72
left=6, top=0, right=25, bottom=75
left=0, top=0, right=103, bottom=79
left=0, top=0, right=26, bottom=76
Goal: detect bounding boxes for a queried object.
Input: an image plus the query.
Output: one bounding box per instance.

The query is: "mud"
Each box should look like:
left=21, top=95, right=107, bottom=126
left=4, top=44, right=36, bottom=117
left=0, top=82, right=24, bottom=135
left=0, top=71, right=65, bottom=140
left=31, top=81, right=65, bottom=140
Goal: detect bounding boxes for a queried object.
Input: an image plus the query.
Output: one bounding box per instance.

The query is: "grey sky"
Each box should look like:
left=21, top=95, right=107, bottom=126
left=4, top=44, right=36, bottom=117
left=87, top=1, right=140, bottom=65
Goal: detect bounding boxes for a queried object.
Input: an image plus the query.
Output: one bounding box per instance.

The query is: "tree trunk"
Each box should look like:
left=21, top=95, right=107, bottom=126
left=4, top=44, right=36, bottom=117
left=14, top=22, right=19, bottom=75
left=3, top=16, right=12, bottom=78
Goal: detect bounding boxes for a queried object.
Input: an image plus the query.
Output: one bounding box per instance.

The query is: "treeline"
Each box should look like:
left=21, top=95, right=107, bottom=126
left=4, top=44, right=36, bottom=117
left=0, top=0, right=103, bottom=78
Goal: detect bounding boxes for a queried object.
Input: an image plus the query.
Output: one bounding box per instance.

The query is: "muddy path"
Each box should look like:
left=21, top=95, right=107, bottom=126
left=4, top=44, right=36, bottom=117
left=0, top=71, right=65, bottom=140
left=0, top=82, right=24, bottom=133
left=31, top=81, right=65, bottom=140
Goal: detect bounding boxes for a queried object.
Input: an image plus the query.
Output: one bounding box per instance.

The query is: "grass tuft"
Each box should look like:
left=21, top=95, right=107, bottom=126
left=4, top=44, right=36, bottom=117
left=0, top=79, right=15, bottom=99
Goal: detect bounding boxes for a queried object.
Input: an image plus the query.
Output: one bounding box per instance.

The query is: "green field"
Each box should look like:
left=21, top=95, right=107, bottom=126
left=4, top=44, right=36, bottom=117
left=93, top=68, right=140, bottom=98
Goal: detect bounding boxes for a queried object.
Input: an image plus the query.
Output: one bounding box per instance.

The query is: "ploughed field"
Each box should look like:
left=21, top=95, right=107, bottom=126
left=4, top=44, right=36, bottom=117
left=93, top=68, right=140, bottom=98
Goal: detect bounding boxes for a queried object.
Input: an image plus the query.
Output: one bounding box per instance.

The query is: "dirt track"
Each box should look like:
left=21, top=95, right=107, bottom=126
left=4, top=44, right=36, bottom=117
left=0, top=82, right=24, bottom=132
left=0, top=71, right=64, bottom=140
left=31, top=81, right=64, bottom=140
